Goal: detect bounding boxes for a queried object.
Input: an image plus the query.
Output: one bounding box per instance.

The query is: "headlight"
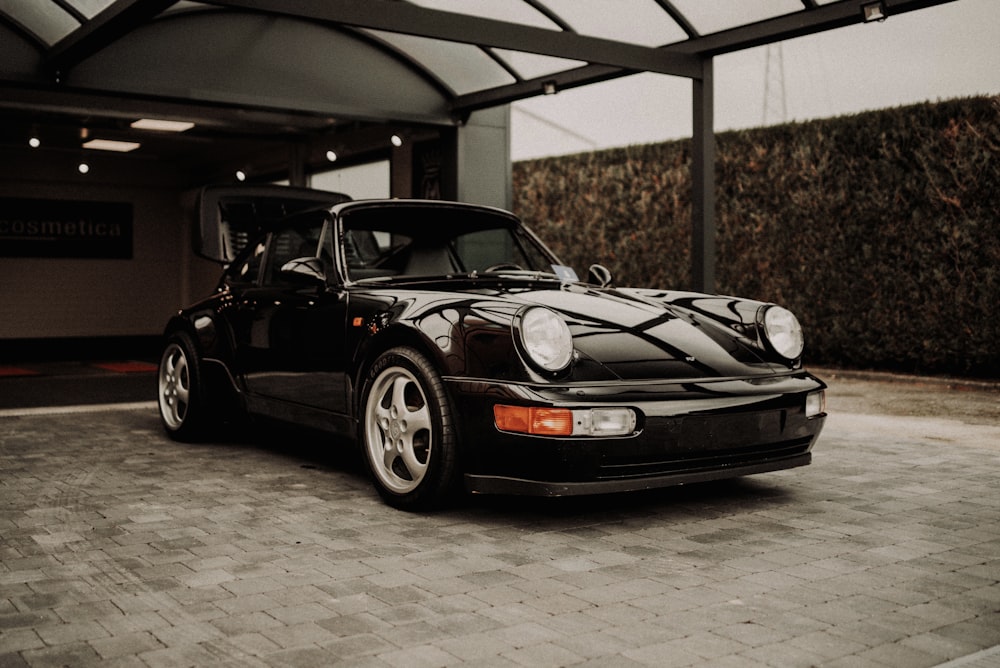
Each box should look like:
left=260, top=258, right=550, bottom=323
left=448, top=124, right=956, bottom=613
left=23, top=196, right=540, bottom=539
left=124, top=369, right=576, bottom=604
left=516, top=306, right=574, bottom=373
left=761, top=305, right=804, bottom=360
left=805, top=390, right=826, bottom=418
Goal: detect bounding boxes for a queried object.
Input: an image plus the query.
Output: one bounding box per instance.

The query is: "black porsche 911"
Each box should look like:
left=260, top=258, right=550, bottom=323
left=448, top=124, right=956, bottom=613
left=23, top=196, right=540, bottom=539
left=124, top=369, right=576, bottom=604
left=158, top=186, right=826, bottom=510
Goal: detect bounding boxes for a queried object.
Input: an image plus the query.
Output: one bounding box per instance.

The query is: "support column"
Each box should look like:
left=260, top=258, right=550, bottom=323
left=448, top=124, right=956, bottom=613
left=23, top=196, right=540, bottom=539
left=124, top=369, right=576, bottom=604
left=455, top=106, right=511, bottom=209
left=390, top=139, right=414, bottom=198
left=288, top=141, right=307, bottom=187
left=385, top=108, right=509, bottom=206
left=691, top=57, right=716, bottom=294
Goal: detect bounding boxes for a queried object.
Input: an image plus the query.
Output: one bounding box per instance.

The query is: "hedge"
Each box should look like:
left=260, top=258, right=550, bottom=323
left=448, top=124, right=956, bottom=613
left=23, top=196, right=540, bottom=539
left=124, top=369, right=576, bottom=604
left=513, top=96, right=1000, bottom=378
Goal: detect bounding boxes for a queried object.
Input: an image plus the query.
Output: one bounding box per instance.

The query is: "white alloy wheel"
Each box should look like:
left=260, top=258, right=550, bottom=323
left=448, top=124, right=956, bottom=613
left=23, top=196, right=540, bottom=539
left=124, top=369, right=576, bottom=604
left=365, top=364, right=433, bottom=493
left=361, top=347, right=458, bottom=509
left=157, top=331, right=210, bottom=441
left=159, top=341, right=191, bottom=431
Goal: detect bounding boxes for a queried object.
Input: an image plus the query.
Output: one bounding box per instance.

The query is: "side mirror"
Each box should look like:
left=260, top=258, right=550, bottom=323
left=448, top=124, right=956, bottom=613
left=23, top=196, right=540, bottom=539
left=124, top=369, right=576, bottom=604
left=588, top=264, right=613, bottom=288
left=280, top=256, right=327, bottom=286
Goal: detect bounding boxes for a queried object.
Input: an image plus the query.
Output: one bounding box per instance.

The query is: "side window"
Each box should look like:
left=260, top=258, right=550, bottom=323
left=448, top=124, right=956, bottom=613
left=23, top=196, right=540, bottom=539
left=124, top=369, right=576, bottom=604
left=225, top=239, right=266, bottom=285
left=262, top=224, right=322, bottom=286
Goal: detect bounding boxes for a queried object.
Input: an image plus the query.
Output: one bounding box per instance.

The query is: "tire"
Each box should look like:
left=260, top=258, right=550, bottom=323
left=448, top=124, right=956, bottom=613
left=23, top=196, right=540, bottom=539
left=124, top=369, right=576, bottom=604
left=158, top=331, right=212, bottom=441
left=360, top=346, right=460, bottom=510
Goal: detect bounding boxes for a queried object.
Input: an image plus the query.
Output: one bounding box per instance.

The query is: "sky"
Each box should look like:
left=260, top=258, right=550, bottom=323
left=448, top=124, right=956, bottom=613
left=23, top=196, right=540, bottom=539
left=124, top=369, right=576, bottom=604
left=510, top=0, right=1000, bottom=160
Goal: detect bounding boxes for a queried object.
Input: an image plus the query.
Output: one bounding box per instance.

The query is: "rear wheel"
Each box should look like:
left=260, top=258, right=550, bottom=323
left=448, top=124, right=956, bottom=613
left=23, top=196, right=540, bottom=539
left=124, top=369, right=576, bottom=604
left=360, top=347, right=460, bottom=510
left=158, top=331, right=211, bottom=441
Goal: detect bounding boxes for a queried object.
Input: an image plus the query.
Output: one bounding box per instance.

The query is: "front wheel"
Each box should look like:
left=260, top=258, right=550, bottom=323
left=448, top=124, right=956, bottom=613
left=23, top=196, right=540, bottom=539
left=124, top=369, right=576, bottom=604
left=360, top=347, right=460, bottom=510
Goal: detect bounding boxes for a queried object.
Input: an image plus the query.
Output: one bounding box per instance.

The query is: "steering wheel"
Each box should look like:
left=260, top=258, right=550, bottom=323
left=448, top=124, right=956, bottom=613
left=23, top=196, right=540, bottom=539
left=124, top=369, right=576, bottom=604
left=483, top=263, right=524, bottom=272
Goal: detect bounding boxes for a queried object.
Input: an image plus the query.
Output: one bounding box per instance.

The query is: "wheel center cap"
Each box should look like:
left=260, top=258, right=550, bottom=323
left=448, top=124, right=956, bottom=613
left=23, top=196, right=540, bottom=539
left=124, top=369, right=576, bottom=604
left=389, top=420, right=402, bottom=440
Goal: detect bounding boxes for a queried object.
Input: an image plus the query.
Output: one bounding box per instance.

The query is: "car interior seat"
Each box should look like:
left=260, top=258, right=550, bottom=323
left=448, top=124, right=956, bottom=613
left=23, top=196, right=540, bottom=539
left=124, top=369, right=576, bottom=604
left=403, top=245, right=457, bottom=276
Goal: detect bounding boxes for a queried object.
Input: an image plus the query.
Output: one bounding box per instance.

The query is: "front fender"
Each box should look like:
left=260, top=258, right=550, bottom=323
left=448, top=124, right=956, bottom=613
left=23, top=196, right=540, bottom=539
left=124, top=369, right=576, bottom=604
left=347, top=295, right=534, bottom=409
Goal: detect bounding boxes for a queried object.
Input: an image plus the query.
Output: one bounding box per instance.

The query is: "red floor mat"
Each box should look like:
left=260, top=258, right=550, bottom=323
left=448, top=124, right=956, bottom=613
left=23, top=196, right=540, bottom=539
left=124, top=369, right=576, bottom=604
left=91, top=361, right=158, bottom=373
left=0, top=366, right=41, bottom=377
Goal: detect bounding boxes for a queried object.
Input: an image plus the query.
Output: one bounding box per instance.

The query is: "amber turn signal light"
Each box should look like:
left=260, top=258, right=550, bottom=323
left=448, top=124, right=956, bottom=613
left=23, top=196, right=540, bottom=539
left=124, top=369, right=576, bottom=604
left=494, top=405, right=573, bottom=436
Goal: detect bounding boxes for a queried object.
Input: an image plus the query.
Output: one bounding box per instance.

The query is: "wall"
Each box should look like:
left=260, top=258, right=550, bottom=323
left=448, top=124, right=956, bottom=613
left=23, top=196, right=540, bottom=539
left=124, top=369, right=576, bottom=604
left=0, top=148, right=218, bottom=342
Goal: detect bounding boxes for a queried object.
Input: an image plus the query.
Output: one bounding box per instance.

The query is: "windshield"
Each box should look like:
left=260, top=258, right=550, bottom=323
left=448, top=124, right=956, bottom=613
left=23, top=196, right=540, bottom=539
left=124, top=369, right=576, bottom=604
left=337, top=205, right=565, bottom=282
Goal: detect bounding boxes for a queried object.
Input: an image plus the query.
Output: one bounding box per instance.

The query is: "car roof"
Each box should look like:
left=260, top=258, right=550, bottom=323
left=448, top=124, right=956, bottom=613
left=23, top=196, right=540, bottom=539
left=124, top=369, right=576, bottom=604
left=330, top=198, right=519, bottom=220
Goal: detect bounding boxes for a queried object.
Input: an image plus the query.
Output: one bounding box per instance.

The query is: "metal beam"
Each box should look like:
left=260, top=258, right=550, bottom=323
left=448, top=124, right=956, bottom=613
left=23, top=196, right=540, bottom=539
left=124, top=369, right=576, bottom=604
left=0, top=85, right=341, bottom=133
left=199, top=0, right=702, bottom=79
left=691, top=58, right=715, bottom=294
left=46, top=0, right=176, bottom=76
left=453, top=65, right=634, bottom=116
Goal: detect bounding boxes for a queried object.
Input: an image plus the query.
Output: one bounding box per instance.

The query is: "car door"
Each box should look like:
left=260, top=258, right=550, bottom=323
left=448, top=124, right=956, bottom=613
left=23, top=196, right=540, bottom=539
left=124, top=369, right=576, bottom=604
left=239, top=215, right=352, bottom=426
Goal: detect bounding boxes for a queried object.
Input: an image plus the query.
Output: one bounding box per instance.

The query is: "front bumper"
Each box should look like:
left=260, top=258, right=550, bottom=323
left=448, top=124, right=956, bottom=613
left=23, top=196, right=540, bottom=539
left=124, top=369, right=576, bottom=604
left=447, top=372, right=826, bottom=497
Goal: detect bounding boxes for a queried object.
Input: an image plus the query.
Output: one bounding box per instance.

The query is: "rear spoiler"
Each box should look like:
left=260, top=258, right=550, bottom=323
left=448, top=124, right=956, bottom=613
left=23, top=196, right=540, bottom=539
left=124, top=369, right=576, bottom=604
left=195, top=185, right=350, bottom=263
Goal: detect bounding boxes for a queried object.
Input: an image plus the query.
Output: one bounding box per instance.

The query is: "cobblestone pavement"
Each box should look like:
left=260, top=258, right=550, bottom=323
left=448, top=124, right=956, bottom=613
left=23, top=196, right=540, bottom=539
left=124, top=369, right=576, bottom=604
left=1, top=374, right=999, bottom=667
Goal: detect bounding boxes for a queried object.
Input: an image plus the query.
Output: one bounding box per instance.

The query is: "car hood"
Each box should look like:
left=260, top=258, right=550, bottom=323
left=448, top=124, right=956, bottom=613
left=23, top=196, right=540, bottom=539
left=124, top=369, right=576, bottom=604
left=367, top=277, right=784, bottom=381
left=516, top=283, right=779, bottom=380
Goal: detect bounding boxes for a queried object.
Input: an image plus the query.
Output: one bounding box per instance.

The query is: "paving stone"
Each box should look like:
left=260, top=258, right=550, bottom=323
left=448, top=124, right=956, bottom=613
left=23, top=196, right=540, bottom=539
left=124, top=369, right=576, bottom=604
left=436, top=630, right=519, bottom=661
left=502, top=641, right=584, bottom=667
left=137, top=641, right=228, bottom=668
left=89, top=630, right=164, bottom=660
left=379, top=643, right=460, bottom=668
left=426, top=610, right=497, bottom=636
left=261, top=621, right=338, bottom=649
left=34, top=620, right=109, bottom=646
left=209, top=611, right=284, bottom=637
left=739, top=641, right=830, bottom=668
left=622, top=640, right=704, bottom=667
left=320, top=632, right=397, bottom=659
left=0, top=627, right=44, bottom=654
left=853, top=640, right=942, bottom=668
left=19, top=641, right=102, bottom=667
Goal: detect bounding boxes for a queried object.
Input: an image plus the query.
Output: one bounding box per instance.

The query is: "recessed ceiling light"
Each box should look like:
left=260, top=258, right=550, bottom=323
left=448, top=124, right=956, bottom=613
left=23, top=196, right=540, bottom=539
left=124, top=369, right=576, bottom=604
left=130, top=118, right=195, bottom=132
left=862, top=1, right=886, bottom=22
left=83, top=138, right=141, bottom=152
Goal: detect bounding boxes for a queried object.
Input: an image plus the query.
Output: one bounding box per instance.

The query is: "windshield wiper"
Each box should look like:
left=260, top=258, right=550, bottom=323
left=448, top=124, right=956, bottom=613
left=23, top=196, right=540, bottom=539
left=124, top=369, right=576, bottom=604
left=475, top=269, right=561, bottom=280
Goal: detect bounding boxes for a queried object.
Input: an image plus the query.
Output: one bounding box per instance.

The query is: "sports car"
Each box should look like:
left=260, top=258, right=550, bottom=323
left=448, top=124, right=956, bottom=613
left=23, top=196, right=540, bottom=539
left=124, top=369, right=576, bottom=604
left=158, top=186, right=826, bottom=510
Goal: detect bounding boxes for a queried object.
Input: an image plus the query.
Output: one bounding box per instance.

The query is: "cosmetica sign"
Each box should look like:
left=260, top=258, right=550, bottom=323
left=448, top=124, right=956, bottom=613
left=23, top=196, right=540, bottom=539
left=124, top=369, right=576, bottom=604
left=0, top=198, right=133, bottom=259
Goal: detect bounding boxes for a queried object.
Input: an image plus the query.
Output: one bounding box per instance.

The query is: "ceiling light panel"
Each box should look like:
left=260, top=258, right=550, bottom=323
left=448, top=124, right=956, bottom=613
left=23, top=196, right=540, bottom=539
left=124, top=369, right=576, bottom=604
left=83, top=139, right=141, bottom=152
left=130, top=119, right=196, bottom=132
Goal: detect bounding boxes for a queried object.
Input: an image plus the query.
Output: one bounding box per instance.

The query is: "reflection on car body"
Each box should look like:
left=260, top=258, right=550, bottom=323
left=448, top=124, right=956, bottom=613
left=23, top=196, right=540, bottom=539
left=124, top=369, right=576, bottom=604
left=159, top=189, right=826, bottom=510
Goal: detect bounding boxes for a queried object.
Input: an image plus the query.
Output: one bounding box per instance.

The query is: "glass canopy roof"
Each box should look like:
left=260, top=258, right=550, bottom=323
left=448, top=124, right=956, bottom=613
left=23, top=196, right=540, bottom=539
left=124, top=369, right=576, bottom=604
left=0, top=0, right=958, bottom=111
left=2, top=0, right=811, bottom=48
